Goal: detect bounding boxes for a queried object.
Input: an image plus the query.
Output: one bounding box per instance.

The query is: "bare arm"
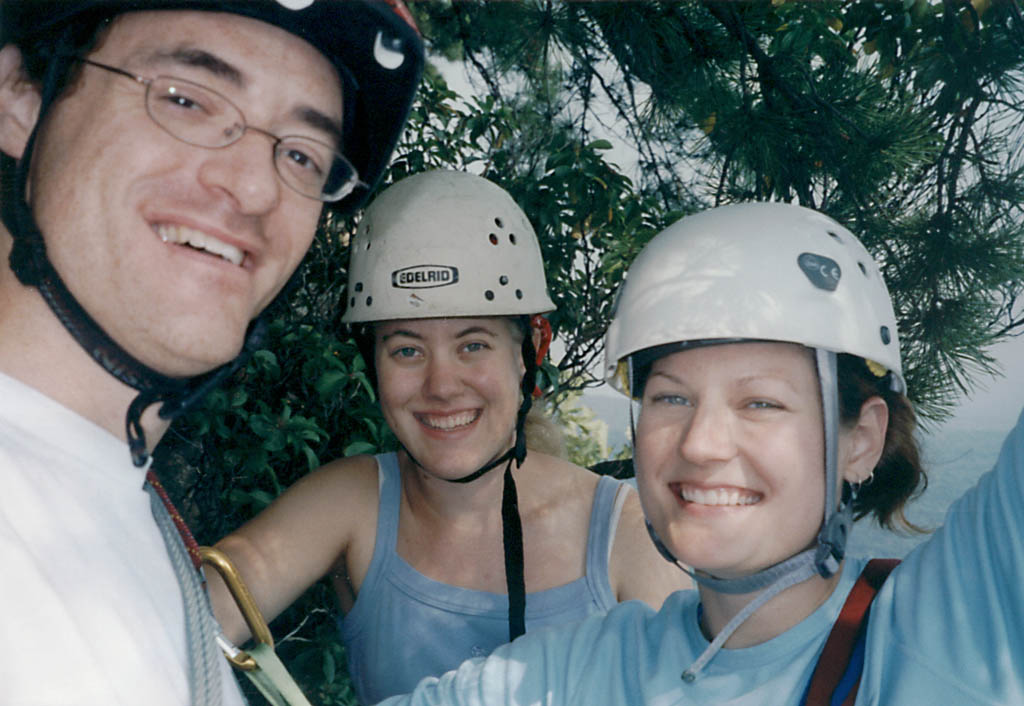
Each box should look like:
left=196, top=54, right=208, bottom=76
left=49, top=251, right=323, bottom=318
left=609, top=488, right=693, bottom=608
left=207, top=454, right=380, bottom=644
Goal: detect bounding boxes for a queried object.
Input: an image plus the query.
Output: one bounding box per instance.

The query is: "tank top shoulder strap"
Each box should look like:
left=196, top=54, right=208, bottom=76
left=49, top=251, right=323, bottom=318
left=372, top=452, right=402, bottom=556
left=343, top=452, right=402, bottom=624
left=584, top=475, right=629, bottom=609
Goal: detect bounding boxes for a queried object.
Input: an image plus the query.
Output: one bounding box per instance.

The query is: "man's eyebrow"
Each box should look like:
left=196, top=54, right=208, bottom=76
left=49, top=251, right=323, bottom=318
left=144, top=48, right=344, bottom=145
left=295, top=106, right=344, bottom=147
left=146, top=47, right=244, bottom=87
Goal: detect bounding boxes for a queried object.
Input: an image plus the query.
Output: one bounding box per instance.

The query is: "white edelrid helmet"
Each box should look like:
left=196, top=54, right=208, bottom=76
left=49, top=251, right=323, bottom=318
left=343, top=170, right=555, bottom=323
left=603, top=201, right=903, bottom=396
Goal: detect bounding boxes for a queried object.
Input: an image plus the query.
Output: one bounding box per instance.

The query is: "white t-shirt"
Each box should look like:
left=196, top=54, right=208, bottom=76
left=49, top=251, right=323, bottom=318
left=0, top=371, right=246, bottom=705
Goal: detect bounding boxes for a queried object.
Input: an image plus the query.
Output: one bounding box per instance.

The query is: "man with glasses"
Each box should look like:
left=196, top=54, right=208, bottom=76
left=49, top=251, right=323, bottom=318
left=0, top=2, right=422, bottom=704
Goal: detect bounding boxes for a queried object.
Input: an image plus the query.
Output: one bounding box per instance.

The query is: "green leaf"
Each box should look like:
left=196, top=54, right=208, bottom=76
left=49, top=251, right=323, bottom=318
left=343, top=440, right=376, bottom=457
left=323, top=650, right=337, bottom=683
left=315, top=370, right=348, bottom=399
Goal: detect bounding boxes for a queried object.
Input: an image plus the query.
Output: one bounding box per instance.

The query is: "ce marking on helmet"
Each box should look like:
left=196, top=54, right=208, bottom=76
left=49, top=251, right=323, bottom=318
left=797, top=253, right=841, bottom=292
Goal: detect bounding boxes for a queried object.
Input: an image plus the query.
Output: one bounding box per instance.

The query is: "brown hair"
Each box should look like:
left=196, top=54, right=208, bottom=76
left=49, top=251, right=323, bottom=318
left=837, top=353, right=928, bottom=533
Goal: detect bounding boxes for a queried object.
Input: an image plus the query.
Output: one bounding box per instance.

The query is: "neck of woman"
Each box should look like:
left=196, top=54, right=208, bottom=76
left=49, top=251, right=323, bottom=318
left=397, top=447, right=516, bottom=523
left=696, top=565, right=843, bottom=649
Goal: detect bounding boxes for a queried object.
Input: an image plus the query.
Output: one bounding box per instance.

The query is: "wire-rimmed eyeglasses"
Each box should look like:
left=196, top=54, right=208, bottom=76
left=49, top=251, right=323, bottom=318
left=71, top=57, right=361, bottom=203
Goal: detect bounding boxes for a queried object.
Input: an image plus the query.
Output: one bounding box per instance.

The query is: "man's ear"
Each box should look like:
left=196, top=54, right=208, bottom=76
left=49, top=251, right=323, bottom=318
left=0, top=45, right=42, bottom=161
left=841, top=395, right=889, bottom=486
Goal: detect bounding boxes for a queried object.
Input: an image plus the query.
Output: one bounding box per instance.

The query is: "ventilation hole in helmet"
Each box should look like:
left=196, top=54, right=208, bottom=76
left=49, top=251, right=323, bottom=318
left=499, top=275, right=509, bottom=286
left=858, top=262, right=867, bottom=275
left=350, top=297, right=355, bottom=307
left=485, top=290, right=495, bottom=301
left=495, top=217, right=504, bottom=228
left=365, top=240, right=371, bottom=250
left=827, top=230, right=842, bottom=242
left=509, top=233, right=517, bottom=245
left=355, top=282, right=363, bottom=292
left=489, top=233, right=499, bottom=245
left=515, top=289, right=523, bottom=299
left=366, top=296, right=373, bottom=307
left=880, top=326, right=891, bottom=345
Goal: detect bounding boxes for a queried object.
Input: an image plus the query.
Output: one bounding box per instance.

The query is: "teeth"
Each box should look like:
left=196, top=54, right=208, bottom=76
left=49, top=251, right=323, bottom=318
left=420, top=411, right=478, bottom=430
left=156, top=224, right=245, bottom=266
left=680, top=486, right=760, bottom=507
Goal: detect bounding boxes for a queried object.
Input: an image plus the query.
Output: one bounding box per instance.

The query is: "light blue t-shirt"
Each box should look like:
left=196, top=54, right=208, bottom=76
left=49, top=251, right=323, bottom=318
left=377, top=408, right=1024, bottom=705
left=342, top=453, right=629, bottom=704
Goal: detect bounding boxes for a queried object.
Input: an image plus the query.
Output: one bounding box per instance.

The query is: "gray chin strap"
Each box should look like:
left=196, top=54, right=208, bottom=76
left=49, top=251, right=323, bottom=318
left=639, top=348, right=853, bottom=682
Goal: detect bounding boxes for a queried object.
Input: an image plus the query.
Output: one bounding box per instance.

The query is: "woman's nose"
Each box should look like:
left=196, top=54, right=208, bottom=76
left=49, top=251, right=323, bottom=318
left=678, top=403, right=737, bottom=465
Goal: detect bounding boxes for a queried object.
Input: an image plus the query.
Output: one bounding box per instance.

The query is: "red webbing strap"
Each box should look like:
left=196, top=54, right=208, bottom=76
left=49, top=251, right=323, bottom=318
left=146, top=469, right=203, bottom=571
left=805, top=558, right=900, bottom=706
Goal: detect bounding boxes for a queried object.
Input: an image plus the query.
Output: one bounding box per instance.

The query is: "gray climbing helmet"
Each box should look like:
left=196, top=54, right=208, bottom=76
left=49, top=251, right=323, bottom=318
left=604, top=202, right=903, bottom=397
left=343, top=170, right=555, bottom=323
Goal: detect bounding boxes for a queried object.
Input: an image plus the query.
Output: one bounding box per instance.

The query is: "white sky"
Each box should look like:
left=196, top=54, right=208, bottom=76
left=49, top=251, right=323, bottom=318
left=943, top=334, right=1024, bottom=434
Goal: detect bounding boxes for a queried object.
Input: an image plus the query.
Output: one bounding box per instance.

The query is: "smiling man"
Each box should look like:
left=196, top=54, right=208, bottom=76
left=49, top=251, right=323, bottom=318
left=0, top=2, right=421, bottom=704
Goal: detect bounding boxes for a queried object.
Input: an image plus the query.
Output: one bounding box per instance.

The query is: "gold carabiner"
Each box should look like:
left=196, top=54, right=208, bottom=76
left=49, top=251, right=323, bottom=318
left=199, top=546, right=274, bottom=672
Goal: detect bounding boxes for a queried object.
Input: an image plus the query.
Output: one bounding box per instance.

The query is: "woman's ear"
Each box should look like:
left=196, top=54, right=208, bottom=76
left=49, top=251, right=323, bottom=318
left=841, top=396, right=889, bottom=485
left=0, top=45, right=42, bottom=161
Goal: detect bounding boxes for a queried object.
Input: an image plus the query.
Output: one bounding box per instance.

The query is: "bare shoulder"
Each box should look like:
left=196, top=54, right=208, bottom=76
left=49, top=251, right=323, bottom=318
left=233, top=454, right=380, bottom=548
left=609, top=484, right=694, bottom=607
left=522, top=451, right=600, bottom=511
left=309, top=453, right=380, bottom=500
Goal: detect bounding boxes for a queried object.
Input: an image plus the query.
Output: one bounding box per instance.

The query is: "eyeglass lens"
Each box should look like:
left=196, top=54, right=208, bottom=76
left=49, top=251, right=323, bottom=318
left=145, top=76, right=356, bottom=201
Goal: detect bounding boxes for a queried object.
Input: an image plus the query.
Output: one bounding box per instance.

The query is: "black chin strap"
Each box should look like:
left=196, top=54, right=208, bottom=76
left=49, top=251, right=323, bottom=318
left=500, top=456, right=526, bottom=640
left=401, top=440, right=527, bottom=642
left=122, top=317, right=266, bottom=466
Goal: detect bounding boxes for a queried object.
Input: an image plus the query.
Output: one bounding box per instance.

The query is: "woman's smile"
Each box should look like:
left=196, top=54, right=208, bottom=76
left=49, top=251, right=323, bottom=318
left=415, top=409, right=482, bottom=432
left=673, top=482, right=763, bottom=508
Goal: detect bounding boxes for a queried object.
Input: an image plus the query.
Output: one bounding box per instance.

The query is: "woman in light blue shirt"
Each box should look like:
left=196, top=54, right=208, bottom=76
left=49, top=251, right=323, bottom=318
left=378, top=202, right=1023, bottom=705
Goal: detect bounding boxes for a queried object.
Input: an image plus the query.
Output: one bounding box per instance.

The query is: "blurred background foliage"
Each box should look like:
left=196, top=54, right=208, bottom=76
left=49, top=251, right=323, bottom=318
left=153, top=1, right=1024, bottom=702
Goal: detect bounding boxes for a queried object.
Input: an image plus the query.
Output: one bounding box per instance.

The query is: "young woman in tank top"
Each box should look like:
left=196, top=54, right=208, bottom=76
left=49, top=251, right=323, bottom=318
left=207, top=170, right=690, bottom=704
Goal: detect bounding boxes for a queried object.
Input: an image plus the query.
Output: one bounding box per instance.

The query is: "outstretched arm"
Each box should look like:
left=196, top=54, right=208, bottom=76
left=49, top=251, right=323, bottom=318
left=860, top=407, right=1024, bottom=703
left=208, top=454, right=380, bottom=644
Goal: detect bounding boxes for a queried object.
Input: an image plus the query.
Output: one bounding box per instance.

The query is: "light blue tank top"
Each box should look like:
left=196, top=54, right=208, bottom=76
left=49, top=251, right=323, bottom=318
left=339, top=452, right=627, bottom=704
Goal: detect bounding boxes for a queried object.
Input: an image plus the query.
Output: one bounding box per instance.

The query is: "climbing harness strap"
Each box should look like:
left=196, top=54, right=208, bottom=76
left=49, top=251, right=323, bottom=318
left=240, top=644, right=315, bottom=706
left=146, top=472, right=312, bottom=706
left=801, top=558, right=900, bottom=706
left=145, top=472, right=222, bottom=706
